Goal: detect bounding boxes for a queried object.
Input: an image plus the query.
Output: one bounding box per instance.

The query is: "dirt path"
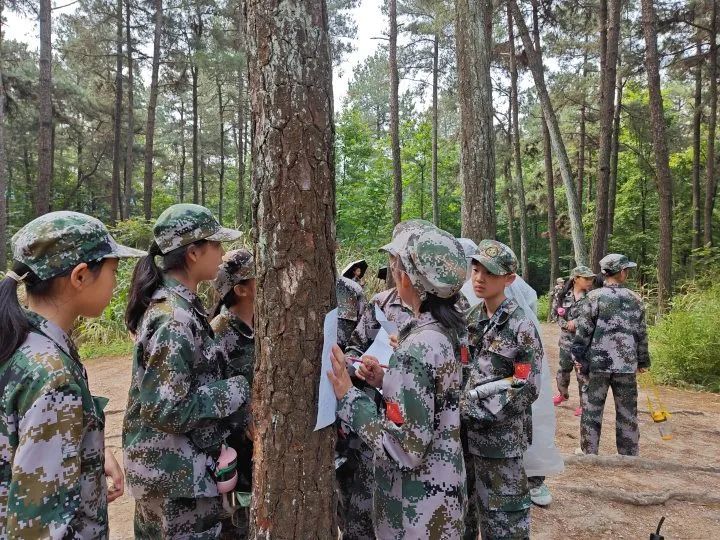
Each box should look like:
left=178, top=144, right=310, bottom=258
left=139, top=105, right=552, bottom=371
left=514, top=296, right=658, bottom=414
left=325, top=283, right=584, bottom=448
left=87, top=323, right=720, bottom=539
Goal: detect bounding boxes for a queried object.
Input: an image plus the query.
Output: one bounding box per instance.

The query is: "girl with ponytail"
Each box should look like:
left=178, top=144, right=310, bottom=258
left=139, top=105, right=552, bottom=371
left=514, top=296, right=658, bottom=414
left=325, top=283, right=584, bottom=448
left=121, top=204, right=250, bottom=538
left=0, top=211, right=145, bottom=537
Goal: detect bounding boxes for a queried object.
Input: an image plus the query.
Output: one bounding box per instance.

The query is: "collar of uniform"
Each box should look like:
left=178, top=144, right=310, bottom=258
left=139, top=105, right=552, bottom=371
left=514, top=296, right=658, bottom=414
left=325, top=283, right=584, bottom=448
left=162, top=275, right=209, bottom=319
left=477, top=297, right=518, bottom=322
left=223, top=306, right=254, bottom=339
left=604, top=283, right=624, bottom=289
left=24, top=310, right=81, bottom=363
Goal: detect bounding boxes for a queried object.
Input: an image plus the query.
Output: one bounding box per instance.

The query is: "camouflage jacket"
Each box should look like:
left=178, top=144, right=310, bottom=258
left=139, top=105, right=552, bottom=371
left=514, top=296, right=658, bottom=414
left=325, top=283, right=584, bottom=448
left=461, top=299, right=541, bottom=458
left=122, top=277, right=249, bottom=499
left=346, top=287, right=414, bottom=356
left=337, top=312, right=466, bottom=539
left=337, top=277, right=367, bottom=350
left=0, top=311, right=108, bottom=539
left=211, top=307, right=254, bottom=432
left=556, top=289, right=587, bottom=353
left=572, top=284, right=650, bottom=373
left=549, top=284, right=565, bottom=322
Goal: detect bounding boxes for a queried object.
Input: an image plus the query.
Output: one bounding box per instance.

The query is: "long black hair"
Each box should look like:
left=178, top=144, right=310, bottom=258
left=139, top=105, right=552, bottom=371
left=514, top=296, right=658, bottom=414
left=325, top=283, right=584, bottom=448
left=0, top=260, right=105, bottom=365
left=419, top=293, right=467, bottom=335
left=125, top=239, right=208, bottom=333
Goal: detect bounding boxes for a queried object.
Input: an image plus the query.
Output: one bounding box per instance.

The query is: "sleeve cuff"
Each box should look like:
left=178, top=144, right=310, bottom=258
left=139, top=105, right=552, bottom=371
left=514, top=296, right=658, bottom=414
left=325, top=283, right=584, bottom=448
left=337, top=386, right=365, bottom=425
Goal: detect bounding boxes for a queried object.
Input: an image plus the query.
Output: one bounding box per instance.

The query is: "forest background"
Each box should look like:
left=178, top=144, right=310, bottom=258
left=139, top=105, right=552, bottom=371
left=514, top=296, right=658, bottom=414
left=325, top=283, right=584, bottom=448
left=0, top=0, right=718, bottom=390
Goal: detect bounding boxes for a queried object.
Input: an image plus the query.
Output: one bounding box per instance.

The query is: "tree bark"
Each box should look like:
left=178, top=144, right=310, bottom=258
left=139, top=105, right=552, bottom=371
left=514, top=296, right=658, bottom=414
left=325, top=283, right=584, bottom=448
left=578, top=33, right=589, bottom=211
left=591, top=0, right=621, bottom=270
left=245, top=0, right=337, bottom=536
left=179, top=98, right=186, bottom=202
left=143, top=0, right=162, bottom=219
left=640, top=0, right=673, bottom=313
left=36, top=0, right=53, bottom=216
left=0, top=8, right=8, bottom=268
left=431, top=32, right=439, bottom=226
left=123, top=0, right=135, bottom=219
left=217, top=77, right=225, bottom=224
left=110, top=0, right=123, bottom=223
left=456, top=0, right=496, bottom=241
left=192, top=64, right=200, bottom=204
left=389, top=0, right=402, bottom=225
left=608, top=75, right=623, bottom=237
left=235, top=6, right=246, bottom=226
left=692, top=29, right=703, bottom=263
left=705, top=0, right=718, bottom=246
left=510, top=0, right=588, bottom=265
left=508, top=4, right=529, bottom=280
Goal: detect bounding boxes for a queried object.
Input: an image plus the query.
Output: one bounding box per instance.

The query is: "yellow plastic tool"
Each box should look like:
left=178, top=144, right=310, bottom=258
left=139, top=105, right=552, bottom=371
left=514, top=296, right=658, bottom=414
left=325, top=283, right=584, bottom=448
left=638, top=372, right=673, bottom=441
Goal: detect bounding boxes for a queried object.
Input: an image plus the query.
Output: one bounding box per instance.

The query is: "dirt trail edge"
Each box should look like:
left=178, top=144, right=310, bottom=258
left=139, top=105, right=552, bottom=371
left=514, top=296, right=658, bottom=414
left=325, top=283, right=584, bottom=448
left=85, top=323, right=720, bottom=540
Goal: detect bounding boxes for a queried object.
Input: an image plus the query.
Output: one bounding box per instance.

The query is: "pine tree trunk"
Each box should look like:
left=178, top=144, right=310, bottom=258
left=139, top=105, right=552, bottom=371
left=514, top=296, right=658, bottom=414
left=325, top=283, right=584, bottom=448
left=236, top=6, right=246, bottom=226
left=431, top=32, right=439, bottom=226
left=608, top=74, right=623, bottom=237
left=578, top=35, right=589, bottom=211
left=640, top=0, right=673, bottom=313
left=692, top=29, right=703, bottom=262
left=143, top=0, right=162, bottom=219
left=110, top=0, right=123, bottom=223
left=456, top=0, right=496, bottom=241
left=179, top=98, right=186, bottom=202
left=508, top=4, right=529, bottom=280
left=0, top=10, right=8, bottom=268
left=704, top=0, right=718, bottom=246
left=217, top=78, right=225, bottom=224
left=591, top=0, right=621, bottom=270
left=36, top=0, right=53, bottom=216
left=123, top=0, right=134, bottom=219
left=245, top=0, right=337, bottom=536
left=192, top=64, right=200, bottom=204
left=389, top=0, right=402, bottom=225
left=510, top=0, right=588, bottom=265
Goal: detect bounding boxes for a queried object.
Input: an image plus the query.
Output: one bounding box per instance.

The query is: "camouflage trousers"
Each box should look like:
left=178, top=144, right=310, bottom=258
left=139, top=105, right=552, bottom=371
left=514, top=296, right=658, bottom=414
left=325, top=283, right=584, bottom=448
left=464, top=454, right=531, bottom=540
left=337, top=445, right=375, bottom=540
left=556, top=349, right=589, bottom=407
left=581, top=371, right=639, bottom=456
left=134, top=496, right=225, bottom=539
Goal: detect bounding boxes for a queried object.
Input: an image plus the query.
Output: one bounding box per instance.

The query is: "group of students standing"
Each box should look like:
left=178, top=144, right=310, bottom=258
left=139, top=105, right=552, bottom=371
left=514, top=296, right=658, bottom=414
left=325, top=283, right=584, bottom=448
left=0, top=202, right=649, bottom=539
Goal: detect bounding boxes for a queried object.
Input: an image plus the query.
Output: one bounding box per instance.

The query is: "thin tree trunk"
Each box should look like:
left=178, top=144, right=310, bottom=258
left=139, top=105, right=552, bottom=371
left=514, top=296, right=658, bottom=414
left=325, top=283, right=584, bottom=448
left=591, top=0, right=621, bottom=270
left=179, top=99, right=186, bottom=203
left=217, top=77, right=225, bottom=224
left=510, top=0, right=588, bottom=265
left=143, top=0, right=162, bottom=219
left=456, top=0, right=496, bottom=241
left=640, top=0, right=673, bottom=313
left=389, top=0, right=402, bottom=225
left=36, top=0, right=53, bottom=216
left=23, top=144, right=33, bottom=218
left=578, top=35, right=589, bottom=211
left=245, top=0, right=337, bottom=536
left=508, top=4, right=529, bottom=280
left=192, top=64, right=200, bottom=204
left=692, top=28, right=703, bottom=262
left=431, top=32, right=439, bottom=226
left=532, top=1, right=559, bottom=288
left=110, top=0, right=123, bottom=223
left=0, top=8, right=8, bottom=268
left=608, top=75, right=623, bottom=237
left=705, top=0, right=718, bottom=246
left=236, top=6, right=246, bottom=226
left=505, top=156, right=517, bottom=255
left=123, top=0, right=134, bottom=219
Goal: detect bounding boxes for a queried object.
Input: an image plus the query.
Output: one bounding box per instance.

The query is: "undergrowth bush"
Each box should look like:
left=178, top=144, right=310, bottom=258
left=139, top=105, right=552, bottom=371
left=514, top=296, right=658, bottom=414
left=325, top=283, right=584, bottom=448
left=649, top=281, right=720, bottom=392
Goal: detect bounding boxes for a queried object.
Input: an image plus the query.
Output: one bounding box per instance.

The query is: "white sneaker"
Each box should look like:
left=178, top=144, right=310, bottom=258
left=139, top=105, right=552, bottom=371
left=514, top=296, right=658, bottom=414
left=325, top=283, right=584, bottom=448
left=530, top=483, right=553, bottom=506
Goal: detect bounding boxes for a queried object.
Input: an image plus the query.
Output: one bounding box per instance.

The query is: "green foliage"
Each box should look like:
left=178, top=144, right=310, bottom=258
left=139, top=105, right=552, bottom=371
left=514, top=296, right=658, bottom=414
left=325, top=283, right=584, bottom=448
left=649, top=280, right=720, bottom=392
left=536, top=294, right=550, bottom=322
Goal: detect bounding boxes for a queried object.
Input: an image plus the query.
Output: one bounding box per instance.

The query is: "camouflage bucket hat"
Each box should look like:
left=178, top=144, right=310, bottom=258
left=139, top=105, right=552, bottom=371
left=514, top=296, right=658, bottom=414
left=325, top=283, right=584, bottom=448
left=396, top=225, right=467, bottom=299
left=154, top=203, right=242, bottom=255
left=11, top=211, right=146, bottom=281
left=571, top=265, right=596, bottom=279
left=469, top=239, right=518, bottom=275
left=599, top=253, right=637, bottom=275
left=213, top=248, right=255, bottom=299
left=379, top=219, right=434, bottom=256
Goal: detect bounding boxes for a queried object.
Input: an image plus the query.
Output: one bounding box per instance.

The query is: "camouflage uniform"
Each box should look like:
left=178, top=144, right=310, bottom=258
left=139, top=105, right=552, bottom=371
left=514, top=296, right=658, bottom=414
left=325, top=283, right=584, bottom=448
left=572, top=254, right=650, bottom=456
left=211, top=249, right=256, bottom=539
left=549, top=279, right=565, bottom=322
left=337, top=276, right=367, bottom=351
left=555, top=266, right=595, bottom=405
left=0, top=211, right=144, bottom=538
left=337, top=223, right=468, bottom=539
left=123, top=205, right=247, bottom=538
left=461, top=240, right=541, bottom=540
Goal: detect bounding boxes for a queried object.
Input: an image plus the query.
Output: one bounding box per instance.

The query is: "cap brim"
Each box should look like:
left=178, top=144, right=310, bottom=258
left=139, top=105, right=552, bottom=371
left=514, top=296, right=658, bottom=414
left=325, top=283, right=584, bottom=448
left=469, top=254, right=507, bottom=276
left=379, top=238, right=403, bottom=256
left=206, top=227, right=243, bottom=243
left=106, top=240, right=147, bottom=259
left=625, top=262, right=637, bottom=269
left=575, top=272, right=596, bottom=278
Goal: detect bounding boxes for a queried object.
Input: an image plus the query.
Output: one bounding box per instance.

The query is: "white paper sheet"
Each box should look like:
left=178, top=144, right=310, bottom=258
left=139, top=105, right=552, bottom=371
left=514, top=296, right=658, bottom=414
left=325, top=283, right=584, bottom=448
left=374, top=304, right=399, bottom=336
left=352, top=326, right=394, bottom=373
left=314, top=308, right=338, bottom=431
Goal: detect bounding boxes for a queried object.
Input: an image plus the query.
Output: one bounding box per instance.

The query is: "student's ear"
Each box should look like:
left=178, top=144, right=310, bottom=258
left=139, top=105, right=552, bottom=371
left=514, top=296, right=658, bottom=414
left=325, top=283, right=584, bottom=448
left=233, top=283, right=245, bottom=297
left=69, top=262, right=91, bottom=290
left=186, top=245, right=200, bottom=264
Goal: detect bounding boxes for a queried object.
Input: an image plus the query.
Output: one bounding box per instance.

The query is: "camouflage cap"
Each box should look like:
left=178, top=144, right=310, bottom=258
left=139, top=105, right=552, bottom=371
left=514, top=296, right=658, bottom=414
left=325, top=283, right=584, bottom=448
left=395, top=224, right=467, bottom=299
left=469, top=239, right=518, bottom=275
left=213, top=248, right=255, bottom=299
left=379, top=219, right=434, bottom=256
left=154, top=203, right=242, bottom=254
left=11, top=211, right=146, bottom=281
left=571, top=265, right=596, bottom=279
left=599, top=253, right=637, bottom=275
left=556, top=278, right=565, bottom=284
